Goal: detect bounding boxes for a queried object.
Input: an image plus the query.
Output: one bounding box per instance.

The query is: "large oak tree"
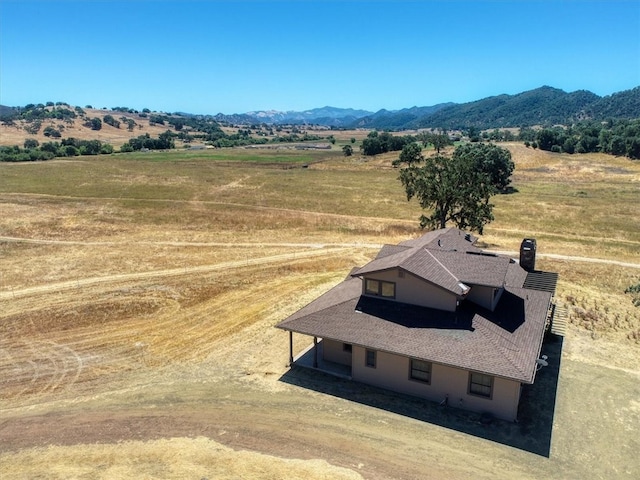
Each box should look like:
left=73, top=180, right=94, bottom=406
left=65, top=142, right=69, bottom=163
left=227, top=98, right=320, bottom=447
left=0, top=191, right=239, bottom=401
left=396, top=142, right=514, bottom=233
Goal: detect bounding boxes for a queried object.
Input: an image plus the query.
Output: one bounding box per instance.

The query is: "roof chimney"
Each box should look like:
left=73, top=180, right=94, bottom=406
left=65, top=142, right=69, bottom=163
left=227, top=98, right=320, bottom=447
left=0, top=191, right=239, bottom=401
left=520, top=238, right=537, bottom=272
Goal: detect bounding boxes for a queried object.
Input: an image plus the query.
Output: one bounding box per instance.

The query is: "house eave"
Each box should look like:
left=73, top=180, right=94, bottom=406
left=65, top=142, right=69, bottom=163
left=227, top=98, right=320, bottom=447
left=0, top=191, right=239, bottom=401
left=277, top=325, right=538, bottom=384
left=277, top=288, right=550, bottom=384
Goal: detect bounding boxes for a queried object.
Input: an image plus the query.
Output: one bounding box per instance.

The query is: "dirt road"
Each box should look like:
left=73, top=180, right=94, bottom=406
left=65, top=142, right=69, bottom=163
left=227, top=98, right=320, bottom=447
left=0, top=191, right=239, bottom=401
left=0, top=244, right=354, bottom=300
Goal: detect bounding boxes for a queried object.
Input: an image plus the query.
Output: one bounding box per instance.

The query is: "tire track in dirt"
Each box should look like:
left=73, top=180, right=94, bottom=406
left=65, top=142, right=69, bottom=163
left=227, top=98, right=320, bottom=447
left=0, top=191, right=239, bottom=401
left=489, top=227, right=640, bottom=247
left=4, top=234, right=636, bottom=273
left=0, top=235, right=382, bottom=249
left=0, top=247, right=360, bottom=407
left=0, top=339, right=84, bottom=399
left=0, top=247, right=352, bottom=300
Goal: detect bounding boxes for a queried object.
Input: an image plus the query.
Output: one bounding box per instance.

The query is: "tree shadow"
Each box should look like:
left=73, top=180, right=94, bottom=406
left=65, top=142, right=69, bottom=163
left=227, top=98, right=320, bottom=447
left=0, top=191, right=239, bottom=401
left=279, top=333, right=563, bottom=457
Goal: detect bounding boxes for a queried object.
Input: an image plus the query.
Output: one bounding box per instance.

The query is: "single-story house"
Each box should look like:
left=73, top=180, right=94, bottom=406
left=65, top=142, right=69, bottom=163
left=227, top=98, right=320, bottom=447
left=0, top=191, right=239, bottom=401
left=277, top=228, right=558, bottom=421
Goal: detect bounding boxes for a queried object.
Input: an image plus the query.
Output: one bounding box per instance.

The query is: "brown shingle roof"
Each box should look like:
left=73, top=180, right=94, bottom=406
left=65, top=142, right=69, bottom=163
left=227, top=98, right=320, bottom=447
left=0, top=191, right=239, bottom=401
left=352, top=229, right=509, bottom=293
left=277, top=228, right=555, bottom=383
left=352, top=247, right=470, bottom=296
left=277, top=277, right=551, bottom=383
left=434, top=250, right=511, bottom=288
left=400, top=227, right=478, bottom=251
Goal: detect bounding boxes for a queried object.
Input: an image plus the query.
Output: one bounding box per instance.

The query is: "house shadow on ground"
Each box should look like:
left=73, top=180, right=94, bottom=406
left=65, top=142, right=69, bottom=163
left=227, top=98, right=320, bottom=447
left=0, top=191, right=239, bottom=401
left=279, top=333, right=563, bottom=457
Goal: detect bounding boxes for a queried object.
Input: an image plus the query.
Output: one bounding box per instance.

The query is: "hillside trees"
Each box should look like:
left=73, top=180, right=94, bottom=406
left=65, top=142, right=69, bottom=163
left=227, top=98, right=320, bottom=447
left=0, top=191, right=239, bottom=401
left=84, top=117, right=102, bottom=130
left=149, top=114, right=166, bottom=125
left=24, top=121, right=42, bottom=134
left=103, top=115, right=121, bottom=128
left=530, top=119, right=640, bottom=159
left=2, top=104, right=77, bottom=124
left=24, top=139, right=39, bottom=149
left=396, top=142, right=514, bottom=233
left=43, top=125, right=62, bottom=138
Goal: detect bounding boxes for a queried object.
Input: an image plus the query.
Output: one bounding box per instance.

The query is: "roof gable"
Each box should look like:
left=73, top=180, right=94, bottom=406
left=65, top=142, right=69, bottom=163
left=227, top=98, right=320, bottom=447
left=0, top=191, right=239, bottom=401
left=352, top=247, right=470, bottom=296
left=352, top=228, right=507, bottom=294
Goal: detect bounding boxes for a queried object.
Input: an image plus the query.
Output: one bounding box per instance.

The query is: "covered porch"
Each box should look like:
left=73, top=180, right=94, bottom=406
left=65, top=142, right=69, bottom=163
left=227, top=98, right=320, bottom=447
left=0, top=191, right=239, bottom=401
left=287, top=333, right=352, bottom=379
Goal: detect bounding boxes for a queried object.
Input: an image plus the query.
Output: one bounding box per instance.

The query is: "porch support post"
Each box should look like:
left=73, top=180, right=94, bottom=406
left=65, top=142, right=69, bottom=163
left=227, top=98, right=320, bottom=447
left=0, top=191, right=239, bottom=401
left=288, top=331, right=293, bottom=366
left=313, top=336, right=318, bottom=368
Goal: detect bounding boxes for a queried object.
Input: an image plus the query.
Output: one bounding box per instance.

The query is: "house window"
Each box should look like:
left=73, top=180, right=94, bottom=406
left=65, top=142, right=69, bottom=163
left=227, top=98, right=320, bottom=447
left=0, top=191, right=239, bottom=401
left=365, top=278, right=395, bottom=298
left=365, top=279, right=379, bottom=295
left=409, top=359, right=431, bottom=384
left=469, top=372, right=493, bottom=398
left=343, top=343, right=352, bottom=353
left=381, top=281, right=395, bottom=297
left=365, top=349, right=376, bottom=368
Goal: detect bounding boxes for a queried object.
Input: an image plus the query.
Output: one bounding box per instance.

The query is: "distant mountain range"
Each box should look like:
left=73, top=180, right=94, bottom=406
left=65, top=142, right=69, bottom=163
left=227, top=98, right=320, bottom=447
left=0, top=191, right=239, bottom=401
left=212, top=106, right=374, bottom=127
left=2, top=86, right=639, bottom=132
left=212, top=85, right=640, bottom=130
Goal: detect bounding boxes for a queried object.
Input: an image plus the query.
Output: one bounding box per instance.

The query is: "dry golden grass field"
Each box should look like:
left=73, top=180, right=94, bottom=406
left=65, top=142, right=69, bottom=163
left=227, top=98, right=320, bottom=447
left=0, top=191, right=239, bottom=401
left=0, top=142, right=639, bottom=479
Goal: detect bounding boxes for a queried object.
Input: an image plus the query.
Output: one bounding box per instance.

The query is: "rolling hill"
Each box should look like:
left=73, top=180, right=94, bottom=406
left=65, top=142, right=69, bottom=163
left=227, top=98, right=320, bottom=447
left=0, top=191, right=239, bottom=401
left=2, top=86, right=639, bottom=150
left=353, top=86, right=640, bottom=130
left=208, top=86, right=640, bottom=130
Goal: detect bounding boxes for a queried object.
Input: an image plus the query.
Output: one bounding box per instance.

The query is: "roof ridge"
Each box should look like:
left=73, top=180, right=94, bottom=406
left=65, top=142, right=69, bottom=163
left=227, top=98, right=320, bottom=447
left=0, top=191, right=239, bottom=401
left=475, top=323, right=530, bottom=379
left=422, top=248, right=461, bottom=284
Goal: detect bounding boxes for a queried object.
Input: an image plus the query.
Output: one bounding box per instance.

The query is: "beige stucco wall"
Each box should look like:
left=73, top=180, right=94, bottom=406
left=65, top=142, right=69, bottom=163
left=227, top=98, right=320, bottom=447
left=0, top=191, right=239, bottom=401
left=351, top=345, right=521, bottom=421
left=363, top=269, right=458, bottom=312
left=466, top=284, right=504, bottom=311
left=323, top=338, right=353, bottom=366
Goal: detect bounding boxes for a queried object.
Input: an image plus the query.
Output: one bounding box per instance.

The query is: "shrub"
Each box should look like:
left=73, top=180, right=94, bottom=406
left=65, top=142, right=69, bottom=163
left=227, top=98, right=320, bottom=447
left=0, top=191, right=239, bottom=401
left=43, top=126, right=61, bottom=138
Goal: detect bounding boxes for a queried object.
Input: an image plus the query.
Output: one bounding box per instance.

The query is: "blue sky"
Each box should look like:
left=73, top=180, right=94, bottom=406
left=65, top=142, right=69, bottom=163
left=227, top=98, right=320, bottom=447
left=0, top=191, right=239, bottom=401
left=1, top=0, right=639, bottom=114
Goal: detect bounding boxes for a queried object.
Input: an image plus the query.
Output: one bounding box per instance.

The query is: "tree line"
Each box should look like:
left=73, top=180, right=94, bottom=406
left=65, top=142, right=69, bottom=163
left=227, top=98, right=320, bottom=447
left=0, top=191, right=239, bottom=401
left=520, top=119, right=640, bottom=159
left=358, top=119, right=640, bottom=160
left=0, top=137, right=114, bottom=161
left=120, top=132, right=175, bottom=152
left=359, top=131, right=452, bottom=155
